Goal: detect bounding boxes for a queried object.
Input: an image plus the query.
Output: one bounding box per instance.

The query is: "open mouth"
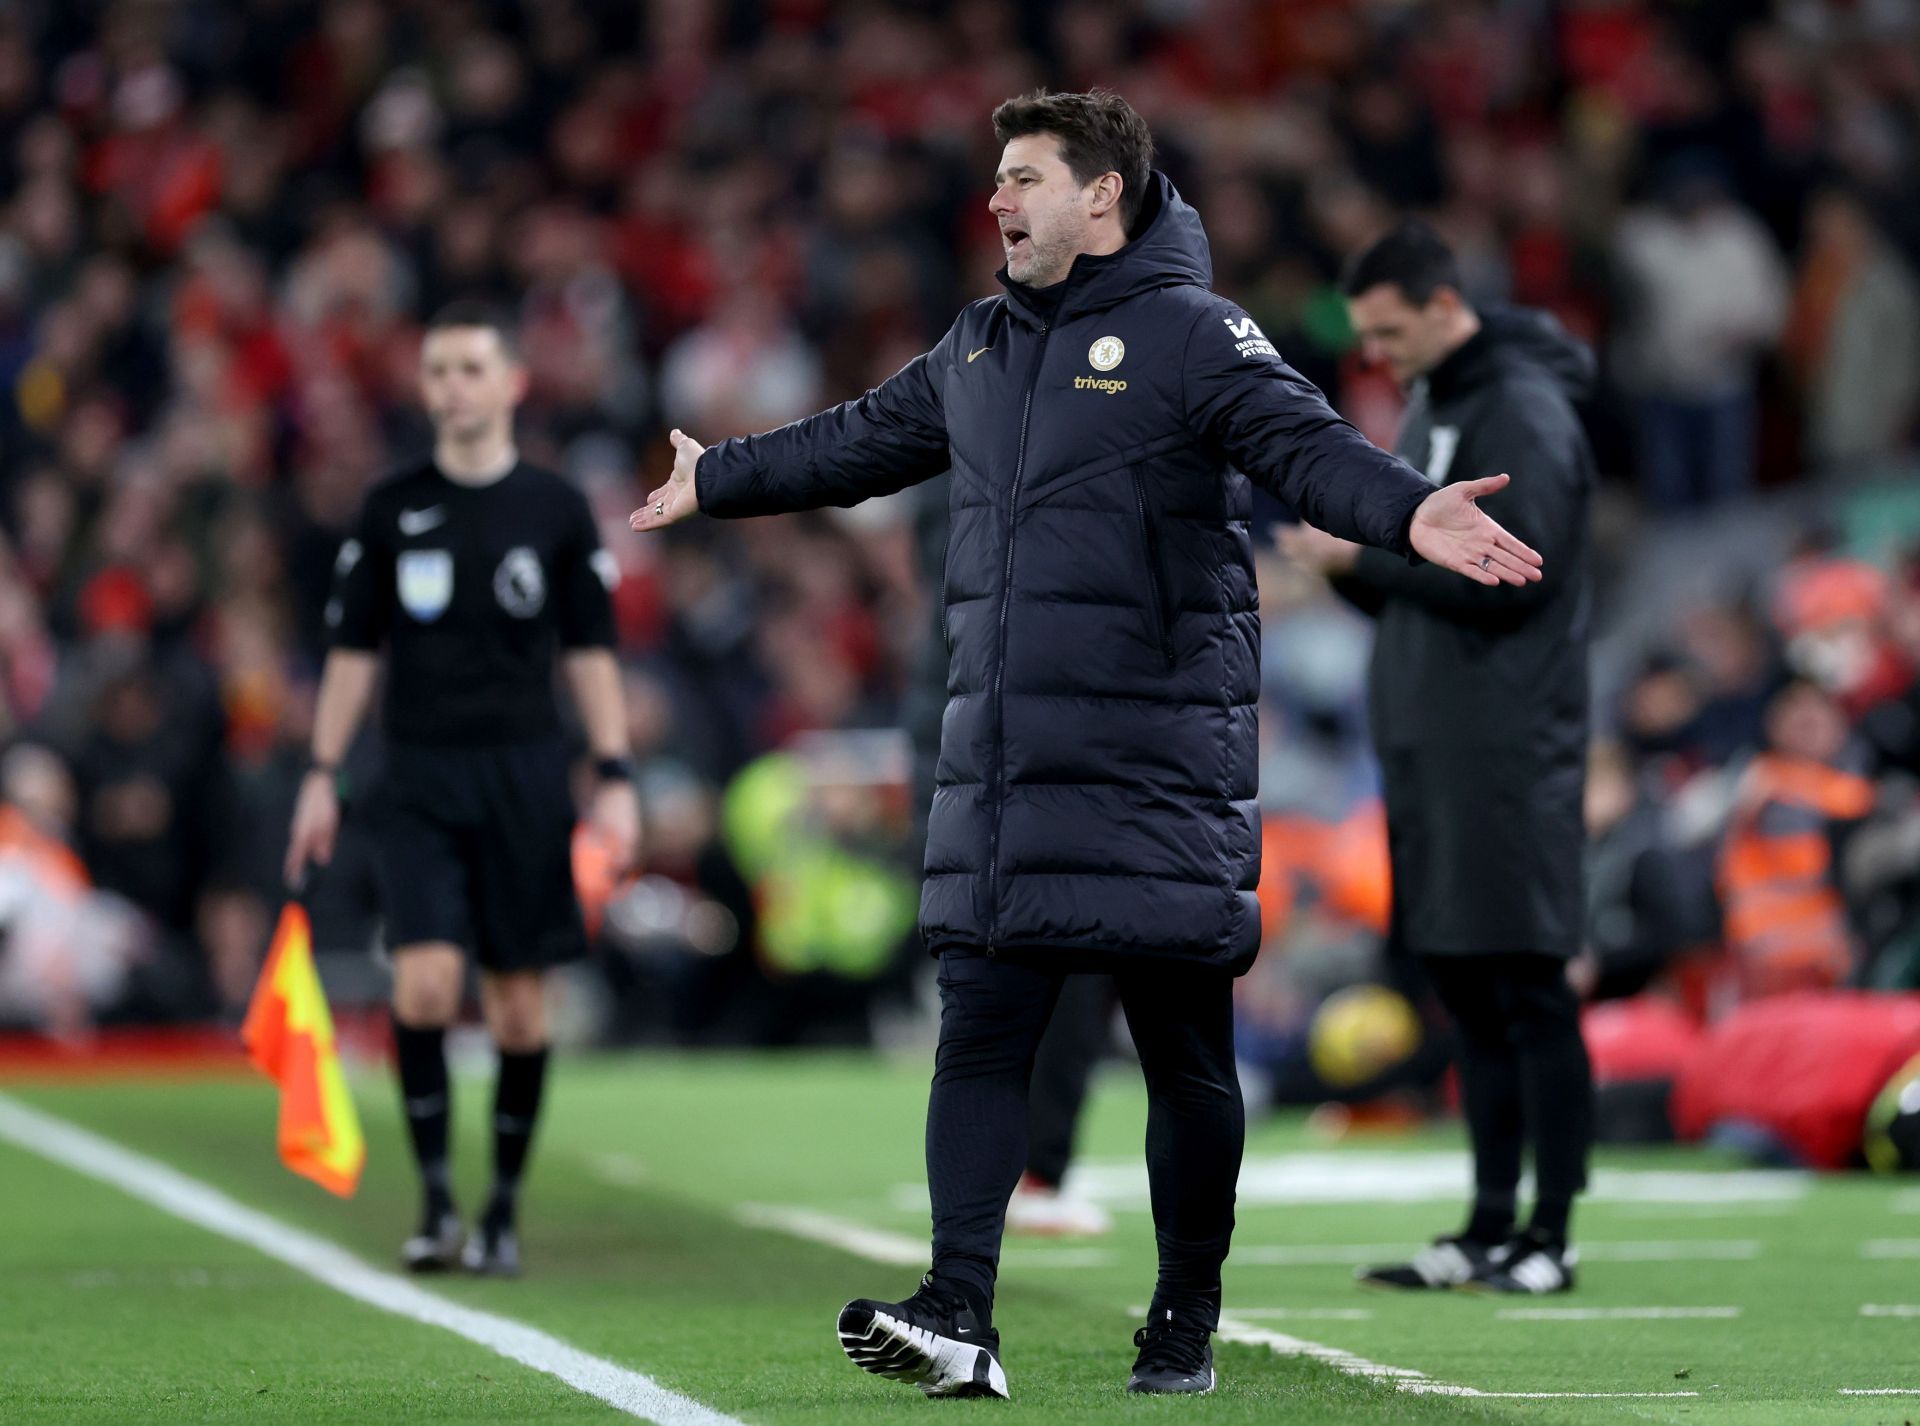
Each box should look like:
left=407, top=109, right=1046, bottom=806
left=1002, top=227, right=1029, bottom=259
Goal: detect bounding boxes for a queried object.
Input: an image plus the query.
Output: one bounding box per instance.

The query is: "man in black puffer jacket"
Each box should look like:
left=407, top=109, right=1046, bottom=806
left=1283, top=221, right=1596, bottom=1298
left=632, top=91, right=1542, bottom=1399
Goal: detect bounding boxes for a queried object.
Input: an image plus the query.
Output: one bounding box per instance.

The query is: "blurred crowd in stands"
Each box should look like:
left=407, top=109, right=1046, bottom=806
left=0, top=0, right=1918, bottom=1072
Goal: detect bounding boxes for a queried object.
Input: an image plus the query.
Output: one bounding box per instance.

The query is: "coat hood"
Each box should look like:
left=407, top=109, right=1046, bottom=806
left=1431, top=304, right=1596, bottom=405
left=999, top=171, right=1213, bottom=326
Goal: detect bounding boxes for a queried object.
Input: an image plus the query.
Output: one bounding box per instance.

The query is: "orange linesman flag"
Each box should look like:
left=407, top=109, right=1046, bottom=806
left=242, top=901, right=366, bottom=1196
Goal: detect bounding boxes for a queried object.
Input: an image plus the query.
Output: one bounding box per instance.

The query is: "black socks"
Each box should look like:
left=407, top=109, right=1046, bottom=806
left=487, top=1047, right=550, bottom=1228
left=396, top=1017, right=551, bottom=1231
left=1527, top=1197, right=1573, bottom=1249
left=394, top=1021, right=452, bottom=1220
left=1464, top=1196, right=1517, bottom=1247
left=1462, top=1199, right=1570, bottom=1252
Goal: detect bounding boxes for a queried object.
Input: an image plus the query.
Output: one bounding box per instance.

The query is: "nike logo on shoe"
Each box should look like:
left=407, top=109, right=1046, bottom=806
left=967, top=347, right=991, bottom=363
left=399, top=507, right=447, bottom=535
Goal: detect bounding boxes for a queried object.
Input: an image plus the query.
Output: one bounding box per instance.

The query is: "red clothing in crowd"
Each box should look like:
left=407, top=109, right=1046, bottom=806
left=1670, top=992, right=1920, bottom=1169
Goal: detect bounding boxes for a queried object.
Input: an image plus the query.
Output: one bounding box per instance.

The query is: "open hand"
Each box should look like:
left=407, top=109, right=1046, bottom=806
left=283, top=770, right=339, bottom=890
left=588, top=778, right=642, bottom=871
left=1409, top=474, right=1543, bottom=586
left=629, top=429, right=704, bottom=532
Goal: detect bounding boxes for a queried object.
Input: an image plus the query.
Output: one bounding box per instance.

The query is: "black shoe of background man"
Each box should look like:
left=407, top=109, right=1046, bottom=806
left=1127, top=1307, right=1215, bottom=1394
left=401, top=1208, right=465, bottom=1273
left=837, top=1274, right=1008, bottom=1399
left=1465, top=1231, right=1577, bottom=1295
left=1356, top=1235, right=1508, bottom=1290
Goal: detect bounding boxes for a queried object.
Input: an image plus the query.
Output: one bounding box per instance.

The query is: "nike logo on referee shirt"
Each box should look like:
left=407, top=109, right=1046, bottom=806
left=398, top=506, right=446, bottom=535
left=967, top=347, right=991, bottom=363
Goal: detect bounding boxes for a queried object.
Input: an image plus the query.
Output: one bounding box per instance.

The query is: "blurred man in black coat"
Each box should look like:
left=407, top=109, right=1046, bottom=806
left=1282, top=220, right=1595, bottom=1295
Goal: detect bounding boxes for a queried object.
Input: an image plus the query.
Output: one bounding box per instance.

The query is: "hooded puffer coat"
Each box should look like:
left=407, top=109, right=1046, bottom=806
left=699, top=174, right=1438, bottom=973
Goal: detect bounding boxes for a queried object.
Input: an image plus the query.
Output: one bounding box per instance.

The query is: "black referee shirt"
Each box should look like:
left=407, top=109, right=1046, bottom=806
left=327, top=458, right=618, bottom=746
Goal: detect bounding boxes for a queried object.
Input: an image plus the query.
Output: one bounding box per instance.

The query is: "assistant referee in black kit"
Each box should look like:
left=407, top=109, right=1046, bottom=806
left=285, top=301, right=638, bottom=1276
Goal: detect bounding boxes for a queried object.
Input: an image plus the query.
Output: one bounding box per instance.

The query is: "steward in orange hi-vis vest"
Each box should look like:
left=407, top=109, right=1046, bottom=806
left=1717, top=752, right=1874, bottom=997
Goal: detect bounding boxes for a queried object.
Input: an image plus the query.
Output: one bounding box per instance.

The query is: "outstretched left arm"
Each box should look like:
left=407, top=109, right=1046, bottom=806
left=1342, top=409, right=1578, bottom=613
left=1184, top=299, right=1540, bottom=586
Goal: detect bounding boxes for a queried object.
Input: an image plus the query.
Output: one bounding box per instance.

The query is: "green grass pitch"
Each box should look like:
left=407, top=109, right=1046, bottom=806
left=4, top=1051, right=1918, bottom=1424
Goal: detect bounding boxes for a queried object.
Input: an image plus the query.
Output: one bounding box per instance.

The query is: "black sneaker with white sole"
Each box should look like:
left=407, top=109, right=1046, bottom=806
left=401, top=1209, right=465, bottom=1272
left=1127, top=1309, right=1215, bottom=1394
left=837, top=1275, right=1008, bottom=1399
left=1356, top=1236, right=1507, bottom=1290
left=1468, top=1237, right=1577, bottom=1294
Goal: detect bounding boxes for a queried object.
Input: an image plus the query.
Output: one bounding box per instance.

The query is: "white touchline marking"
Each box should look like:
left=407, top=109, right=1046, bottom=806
left=1231, top=1239, right=1760, bottom=1266
left=1497, top=1307, right=1740, bottom=1321
left=1583, top=1240, right=1761, bottom=1261
left=736, top=1204, right=923, bottom=1265
left=0, top=1094, right=744, bottom=1426
left=1601, top=1201, right=1796, bottom=1218
left=1863, top=1239, right=1920, bottom=1258
left=1007, top=1248, right=1114, bottom=1268
left=735, top=1203, right=1113, bottom=1269
left=1842, top=1389, right=1920, bottom=1395
left=585, top=1152, right=650, bottom=1188
left=1230, top=1243, right=1441, bottom=1266
left=1207, top=1312, right=1699, bottom=1400
left=1454, top=1392, right=1705, bottom=1399
left=1863, top=1305, right=1920, bottom=1317
left=1047, top=1154, right=1808, bottom=1208
left=1890, top=1190, right=1920, bottom=1214
left=1205, top=1314, right=1433, bottom=1383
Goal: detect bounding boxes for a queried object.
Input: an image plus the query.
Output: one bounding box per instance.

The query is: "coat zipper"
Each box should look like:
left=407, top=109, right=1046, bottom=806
left=1129, top=466, right=1177, bottom=670
left=986, top=319, right=1051, bottom=953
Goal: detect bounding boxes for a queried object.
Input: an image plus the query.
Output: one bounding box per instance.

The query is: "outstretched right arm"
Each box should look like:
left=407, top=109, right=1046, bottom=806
left=631, top=329, right=954, bottom=531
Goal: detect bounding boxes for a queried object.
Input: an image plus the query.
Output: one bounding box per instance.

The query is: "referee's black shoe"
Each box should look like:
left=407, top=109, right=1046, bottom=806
left=462, top=1204, right=523, bottom=1277
left=1356, top=1235, right=1507, bottom=1290
left=401, top=1209, right=465, bottom=1273
left=1127, top=1308, right=1215, bottom=1394
left=836, top=1275, right=1008, bottom=1398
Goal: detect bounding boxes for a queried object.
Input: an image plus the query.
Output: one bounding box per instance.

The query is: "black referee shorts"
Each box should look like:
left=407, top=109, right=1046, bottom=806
left=372, top=738, right=585, bottom=973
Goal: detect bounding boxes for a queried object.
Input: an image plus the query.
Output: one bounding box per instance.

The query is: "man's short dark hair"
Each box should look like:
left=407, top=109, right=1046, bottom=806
left=424, top=299, right=519, bottom=360
left=1340, top=220, right=1463, bottom=306
left=991, top=88, right=1155, bottom=234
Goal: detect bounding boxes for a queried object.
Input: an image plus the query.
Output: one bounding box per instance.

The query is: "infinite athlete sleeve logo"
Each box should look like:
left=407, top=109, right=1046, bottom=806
left=1223, top=314, right=1278, bottom=361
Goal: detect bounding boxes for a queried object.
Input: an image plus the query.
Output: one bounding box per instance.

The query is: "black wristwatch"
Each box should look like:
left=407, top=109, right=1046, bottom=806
left=594, top=754, right=636, bottom=784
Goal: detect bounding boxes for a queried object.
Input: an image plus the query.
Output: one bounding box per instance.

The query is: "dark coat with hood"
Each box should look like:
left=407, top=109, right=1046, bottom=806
left=698, top=174, right=1440, bottom=973
left=1334, top=307, right=1596, bottom=958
